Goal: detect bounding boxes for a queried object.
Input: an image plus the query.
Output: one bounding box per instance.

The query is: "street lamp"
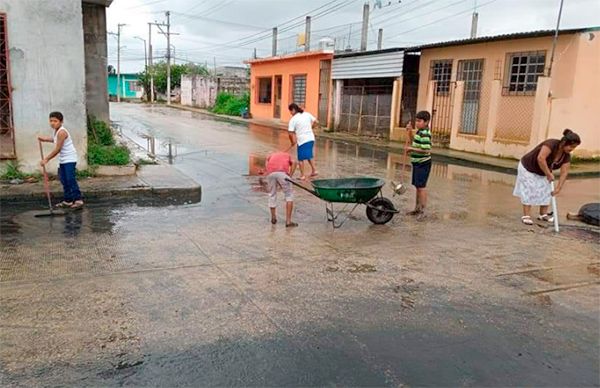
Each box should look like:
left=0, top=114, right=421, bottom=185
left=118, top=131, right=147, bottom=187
left=133, top=36, right=147, bottom=71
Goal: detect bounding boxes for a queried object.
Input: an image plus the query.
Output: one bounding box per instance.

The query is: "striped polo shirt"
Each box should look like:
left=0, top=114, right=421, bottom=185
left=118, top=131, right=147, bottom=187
left=410, top=127, right=432, bottom=164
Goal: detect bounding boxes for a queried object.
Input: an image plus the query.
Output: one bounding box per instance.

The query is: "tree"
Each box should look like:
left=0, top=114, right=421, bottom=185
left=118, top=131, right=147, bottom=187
left=137, top=61, right=209, bottom=100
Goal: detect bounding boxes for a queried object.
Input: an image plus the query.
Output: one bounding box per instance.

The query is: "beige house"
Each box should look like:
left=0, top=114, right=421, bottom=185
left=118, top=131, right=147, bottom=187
left=413, top=27, right=600, bottom=159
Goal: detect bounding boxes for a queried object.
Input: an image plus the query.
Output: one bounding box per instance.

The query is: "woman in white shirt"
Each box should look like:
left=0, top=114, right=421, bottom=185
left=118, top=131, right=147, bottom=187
left=287, top=103, right=319, bottom=180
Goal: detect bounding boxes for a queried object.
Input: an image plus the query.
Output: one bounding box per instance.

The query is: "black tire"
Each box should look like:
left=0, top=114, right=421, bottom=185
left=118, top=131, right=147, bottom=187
left=366, top=197, right=395, bottom=225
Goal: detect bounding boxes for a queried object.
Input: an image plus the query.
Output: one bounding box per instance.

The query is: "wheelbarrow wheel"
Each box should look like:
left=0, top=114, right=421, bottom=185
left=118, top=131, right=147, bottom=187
left=366, top=197, right=395, bottom=225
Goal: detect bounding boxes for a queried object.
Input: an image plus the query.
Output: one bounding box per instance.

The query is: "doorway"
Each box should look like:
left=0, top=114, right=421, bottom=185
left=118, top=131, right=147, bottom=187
left=458, top=59, right=484, bottom=134
left=318, top=60, right=331, bottom=124
left=273, top=75, right=282, bottom=119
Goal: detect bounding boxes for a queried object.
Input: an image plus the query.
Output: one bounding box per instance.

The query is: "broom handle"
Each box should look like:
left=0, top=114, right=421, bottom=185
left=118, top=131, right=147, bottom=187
left=401, top=131, right=410, bottom=183
left=550, top=181, right=559, bottom=233
left=38, top=140, right=53, bottom=211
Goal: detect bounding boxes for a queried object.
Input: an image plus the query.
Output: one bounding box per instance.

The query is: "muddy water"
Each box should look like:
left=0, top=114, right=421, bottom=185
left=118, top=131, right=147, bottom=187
left=1, top=103, right=598, bottom=387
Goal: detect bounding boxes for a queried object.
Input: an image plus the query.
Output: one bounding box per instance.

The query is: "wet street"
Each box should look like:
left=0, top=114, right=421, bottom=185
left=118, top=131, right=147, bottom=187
left=1, top=103, right=599, bottom=386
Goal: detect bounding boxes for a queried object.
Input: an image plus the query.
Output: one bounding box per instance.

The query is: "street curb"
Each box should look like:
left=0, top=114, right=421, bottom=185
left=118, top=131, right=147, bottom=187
left=0, top=185, right=202, bottom=206
left=166, top=104, right=600, bottom=178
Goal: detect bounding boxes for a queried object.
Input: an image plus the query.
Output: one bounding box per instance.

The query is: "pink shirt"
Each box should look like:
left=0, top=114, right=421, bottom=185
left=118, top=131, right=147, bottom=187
left=266, top=152, right=292, bottom=174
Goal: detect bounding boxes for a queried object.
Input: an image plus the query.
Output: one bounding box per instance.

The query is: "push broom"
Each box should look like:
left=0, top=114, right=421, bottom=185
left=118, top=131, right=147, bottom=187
left=34, top=140, right=64, bottom=218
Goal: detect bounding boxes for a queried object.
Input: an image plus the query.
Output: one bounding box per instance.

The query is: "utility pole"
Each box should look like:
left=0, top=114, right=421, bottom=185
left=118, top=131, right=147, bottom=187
left=213, top=57, right=217, bottom=76
left=134, top=36, right=147, bottom=71
left=272, top=27, right=278, bottom=56
left=548, top=0, right=565, bottom=77
left=153, top=12, right=178, bottom=105
left=166, top=11, right=171, bottom=105
left=148, top=23, right=154, bottom=103
left=253, top=47, right=257, bottom=59
left=470, top=0, right=479, bottom=38
left=377, top=28, right=383, bottom=50
left=305, top=16, right=311, bottom=52
left=360, top=2, right=369, bottom=51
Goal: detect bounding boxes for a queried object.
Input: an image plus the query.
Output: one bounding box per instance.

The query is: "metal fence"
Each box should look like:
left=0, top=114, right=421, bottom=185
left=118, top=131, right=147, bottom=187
left=337, top=85, right=393, bottom=138
left=430, top=81, right=455, bottom=147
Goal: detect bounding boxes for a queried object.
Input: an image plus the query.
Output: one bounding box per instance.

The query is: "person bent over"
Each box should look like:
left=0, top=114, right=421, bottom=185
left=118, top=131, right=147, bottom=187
left=265, top=151, right=298, bottom=227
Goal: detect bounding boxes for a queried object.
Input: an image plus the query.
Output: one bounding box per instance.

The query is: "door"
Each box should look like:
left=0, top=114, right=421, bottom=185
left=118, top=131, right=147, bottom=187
left=318, top=60, right=331, bottom=124
left=458, top=59, right=484, bottom=134
left=273, top=75, right=282, bottom=119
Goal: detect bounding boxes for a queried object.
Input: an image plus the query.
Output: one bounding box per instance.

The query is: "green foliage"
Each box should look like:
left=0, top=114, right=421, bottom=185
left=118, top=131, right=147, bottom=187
left=87, top=117, right=114, bottom=146
left=137, top=61, right=210, bottom=98
left=211, top=92, right=250, bottom=116
left=76, top=168, right=97, bottom=179
left=88, top=143, right=130, bottom=166
left=86, top=116, right=130, bottom=166
left=0, top=161, right=41, bottom=181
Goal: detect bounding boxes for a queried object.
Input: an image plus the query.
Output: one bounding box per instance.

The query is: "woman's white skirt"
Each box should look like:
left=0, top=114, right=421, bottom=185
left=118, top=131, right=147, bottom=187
left=513, top=162, right=552, bottom=206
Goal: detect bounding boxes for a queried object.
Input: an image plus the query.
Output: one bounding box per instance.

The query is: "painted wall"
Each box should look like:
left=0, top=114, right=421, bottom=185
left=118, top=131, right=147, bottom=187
left=416, top=31, right=600, bottom=158
left=0, top=0, right=87, bottom=173
left=248, top=52, right=332, bottom=123
left=82, top=2, right=110, bottom=123
left=108, top=74, right=143, bottom=99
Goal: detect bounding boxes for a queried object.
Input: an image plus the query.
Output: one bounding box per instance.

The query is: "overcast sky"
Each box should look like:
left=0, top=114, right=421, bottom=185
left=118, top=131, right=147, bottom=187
left=107, top=0, right=600, bottom=73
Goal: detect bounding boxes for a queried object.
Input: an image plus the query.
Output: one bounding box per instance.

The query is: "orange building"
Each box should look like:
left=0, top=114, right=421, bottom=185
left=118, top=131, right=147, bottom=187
left=247, top=51, right=333, bottom=126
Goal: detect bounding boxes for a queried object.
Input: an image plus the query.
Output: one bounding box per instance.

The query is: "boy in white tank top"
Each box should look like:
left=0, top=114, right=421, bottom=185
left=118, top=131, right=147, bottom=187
left=38, top=111, right=84, bottom=209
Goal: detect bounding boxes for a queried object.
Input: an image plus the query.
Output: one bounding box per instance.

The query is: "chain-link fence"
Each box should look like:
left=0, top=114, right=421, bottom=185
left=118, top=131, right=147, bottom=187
left=337, top=85, right=392, bottom=138
left=494, top=94, right=535, bottom=142
left=456, top=78, right=491, bottom=137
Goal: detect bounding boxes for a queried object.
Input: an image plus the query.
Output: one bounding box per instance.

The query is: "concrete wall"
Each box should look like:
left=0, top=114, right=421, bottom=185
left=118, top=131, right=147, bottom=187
left=0, top=0, right=87, bottom=173
left=82, top=2, right=109, bottom=123
left=181, top=75, right=249, bottom=109
left=417, top=31, right=600, bottom=159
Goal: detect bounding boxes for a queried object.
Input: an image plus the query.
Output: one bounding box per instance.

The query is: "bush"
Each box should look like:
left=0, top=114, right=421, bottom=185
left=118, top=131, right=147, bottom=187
left=87, top=117, right=115, bottom=146
left=0, top=161, right=41, bottom=181
left=88, top=143, right=130, bottom=166
left=212, top=92, right=249, bottom=116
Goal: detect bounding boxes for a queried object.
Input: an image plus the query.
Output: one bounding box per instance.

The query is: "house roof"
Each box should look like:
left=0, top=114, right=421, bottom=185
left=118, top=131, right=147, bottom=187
left=245, top=50, right=333, bottom=65
left=405, top=26, right=599, bottom=51
left=333, top=47, right=405, bottom=59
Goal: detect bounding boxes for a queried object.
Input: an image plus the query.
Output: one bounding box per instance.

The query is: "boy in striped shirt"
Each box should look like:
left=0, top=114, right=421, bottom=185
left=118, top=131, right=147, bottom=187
left=406, top=111, right=432, bottom=216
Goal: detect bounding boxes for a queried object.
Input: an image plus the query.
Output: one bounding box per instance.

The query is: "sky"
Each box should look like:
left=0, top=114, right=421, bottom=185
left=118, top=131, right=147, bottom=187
left=107, top=0, right=600, bottom=73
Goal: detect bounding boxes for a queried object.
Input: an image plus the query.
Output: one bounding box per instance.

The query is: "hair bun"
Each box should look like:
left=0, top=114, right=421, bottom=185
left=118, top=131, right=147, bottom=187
left=563, top=128, right=573, bottom=136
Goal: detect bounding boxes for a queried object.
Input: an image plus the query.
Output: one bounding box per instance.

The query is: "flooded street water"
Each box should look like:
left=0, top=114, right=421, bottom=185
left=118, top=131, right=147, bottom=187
left=1, top=103, right=599, bottom=386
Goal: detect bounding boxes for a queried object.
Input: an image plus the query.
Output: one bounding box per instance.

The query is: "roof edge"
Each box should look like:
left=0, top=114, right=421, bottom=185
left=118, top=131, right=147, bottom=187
left=245, top=50, right=333, bottom=65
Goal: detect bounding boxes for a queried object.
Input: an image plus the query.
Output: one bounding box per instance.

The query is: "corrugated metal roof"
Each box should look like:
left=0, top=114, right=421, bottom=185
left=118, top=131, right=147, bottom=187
left=332, top=50, right=404, bottom=79
left=405, top=27, right=598, bottom=51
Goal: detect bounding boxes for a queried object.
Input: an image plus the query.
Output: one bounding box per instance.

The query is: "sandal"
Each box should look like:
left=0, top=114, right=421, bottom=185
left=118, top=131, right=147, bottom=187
left=406, top=209, right=423, bottom=216
left=521, top=216, right=534, bottom=225
left=69, top=201, right=84, bottom=210
left=538, top=213, right=555, bottom=223
left=285, top=222, right=298, bottom=228
left=271, top=218, right=277, bottom=225
left=310, top=171, right=319, bottom=177
left=55, top=201, right=73, bottom=209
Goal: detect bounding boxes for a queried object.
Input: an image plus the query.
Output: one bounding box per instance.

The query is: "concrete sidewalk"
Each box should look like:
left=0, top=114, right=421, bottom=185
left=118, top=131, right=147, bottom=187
left=168, top=103, right=600, bottom=178
left=0, top=164, right=201, bottom=205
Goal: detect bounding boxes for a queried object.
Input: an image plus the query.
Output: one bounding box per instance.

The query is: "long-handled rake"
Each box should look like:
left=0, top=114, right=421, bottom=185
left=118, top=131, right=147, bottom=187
left=34, top=140, right=65, bottom=218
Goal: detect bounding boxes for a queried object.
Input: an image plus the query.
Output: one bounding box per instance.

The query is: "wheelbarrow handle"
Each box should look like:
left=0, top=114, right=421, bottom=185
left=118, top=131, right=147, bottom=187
left=285, top=177, right=319, bottom=197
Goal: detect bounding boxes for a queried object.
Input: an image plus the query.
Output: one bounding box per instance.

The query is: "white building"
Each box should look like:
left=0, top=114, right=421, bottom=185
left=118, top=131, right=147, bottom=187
left=0, top=0, right=112, bottom=173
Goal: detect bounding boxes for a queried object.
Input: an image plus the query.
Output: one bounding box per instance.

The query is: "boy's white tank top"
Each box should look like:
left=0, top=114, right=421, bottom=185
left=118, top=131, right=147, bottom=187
left=53, top=127, right=78, bottom=164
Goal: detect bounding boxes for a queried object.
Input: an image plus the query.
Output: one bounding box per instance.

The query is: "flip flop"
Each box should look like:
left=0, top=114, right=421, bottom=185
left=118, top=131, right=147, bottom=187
left=69, top=201, right=84, bottom=210
left=271, top=218, right=277, bottom=225
left=286, top=222, right=298, bottom=228
left=310, top=172, right=319, bottom=177
left=55, top=201, right=73, bottom=209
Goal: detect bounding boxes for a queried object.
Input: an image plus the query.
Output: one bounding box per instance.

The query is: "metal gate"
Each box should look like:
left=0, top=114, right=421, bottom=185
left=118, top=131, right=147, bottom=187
left=399, top=73, right=418, bottom=126
left=458, top=59, right=484, bottom=134
left=318, top=60, right=331, bottom=124
left=431, top=80, right=456, bottom=146
left=0, top=13, right=15, bottom=159
left=338, top=85, right=393, bottom=137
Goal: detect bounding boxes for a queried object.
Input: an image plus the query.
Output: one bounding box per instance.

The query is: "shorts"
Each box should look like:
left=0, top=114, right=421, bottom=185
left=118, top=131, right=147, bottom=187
left=267, top=171, right=293, bottom=208
left=297, top=141, right=314, bottom=161
left=411, top=160, right=432, bottom=189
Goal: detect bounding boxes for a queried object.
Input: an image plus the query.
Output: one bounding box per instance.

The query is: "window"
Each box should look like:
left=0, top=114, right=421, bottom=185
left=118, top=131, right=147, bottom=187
left=430, top=60, right=452, bottom=94
left=0, top=13, right=15, bottom=159
left=127, top=80, right=141, bottom=92
left=291, top=75, right=306, bottom=106
left=257, top=77, right=272, bottom=103
left=504, top=51, right=546, bottom=95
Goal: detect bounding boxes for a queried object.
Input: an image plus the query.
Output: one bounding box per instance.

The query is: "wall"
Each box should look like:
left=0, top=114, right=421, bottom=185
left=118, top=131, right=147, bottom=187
left=181, top=75, right=249, bottom=108
left=249, top=52, right=332, bottom=122
left=417, top=31, right=600, bottom=158
left=82, top=2, right=109, bottom=123
left=0, top=0, right=87, bottom=172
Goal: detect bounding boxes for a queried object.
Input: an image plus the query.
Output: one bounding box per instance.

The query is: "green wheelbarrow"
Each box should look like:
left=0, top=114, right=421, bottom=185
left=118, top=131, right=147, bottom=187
left=286, top=177, right=399, bottom=228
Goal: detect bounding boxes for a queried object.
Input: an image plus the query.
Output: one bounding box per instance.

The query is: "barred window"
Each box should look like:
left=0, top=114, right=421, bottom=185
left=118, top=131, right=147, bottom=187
left=430, top=60, right=452, bottom=94
left=257, top=77, right=272, bottom=103
left=291, top=75, right=306, bottom=107
left=504, top=51, right=546, bottom=95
